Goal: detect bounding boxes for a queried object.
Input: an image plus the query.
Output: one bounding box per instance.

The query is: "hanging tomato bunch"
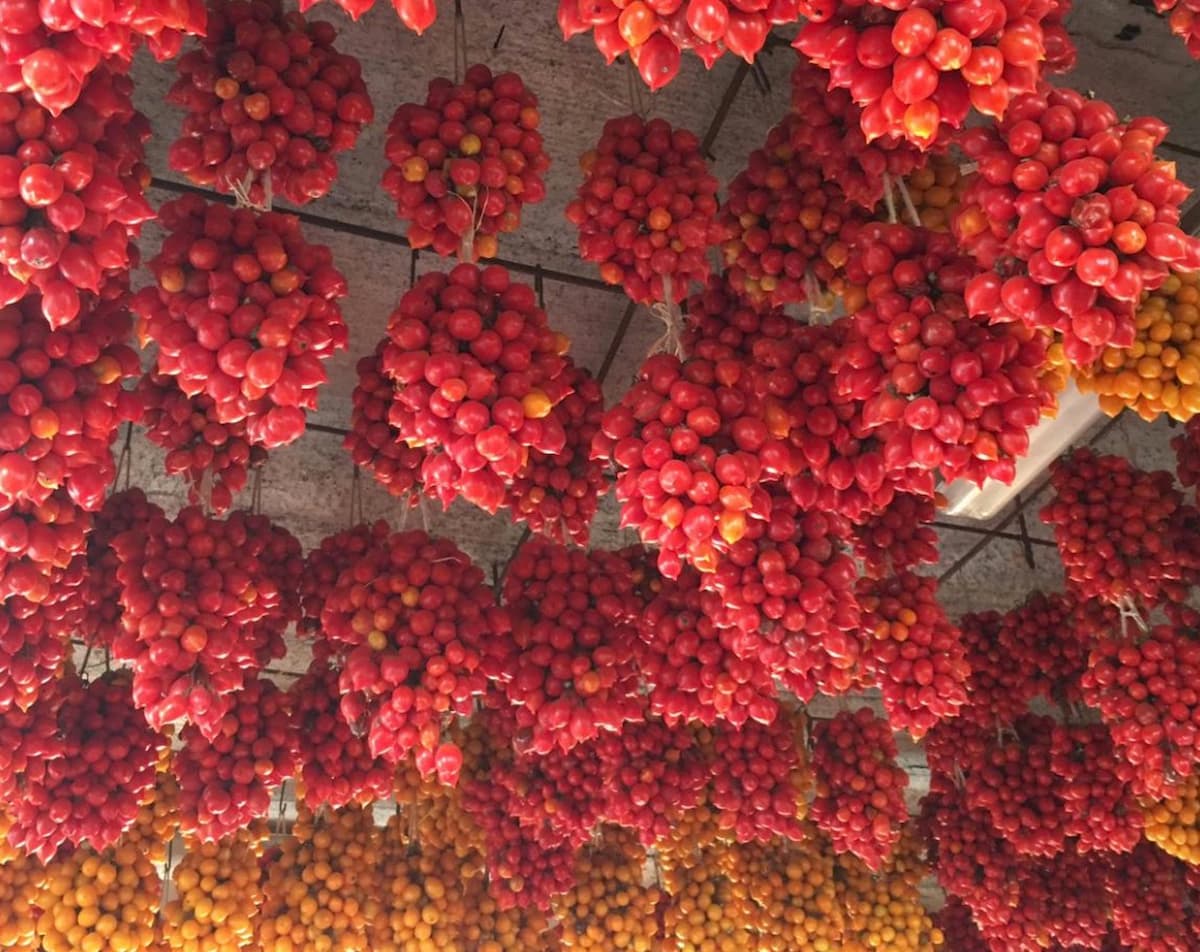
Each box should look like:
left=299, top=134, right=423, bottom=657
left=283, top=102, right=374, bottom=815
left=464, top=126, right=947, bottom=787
left=857, top=570, right=970, bottom=737
left=2, top=671, right=164, bottom=861
left=567, top=114, right=721, bottom=305
left=811, top=707, right=908, bottom=871
left=499, top=538, right=643, bottom=754
left=558, top=0, right=803, bottom=89
left=593, top=351, right=795, bottom=578
left=706, top=712, right=810, bottom=844
left=0, top=484, right=89, bottom=604
left=852, top=491, right=939, bottom=576
left=629, top=549, right=779, bottom=728
left=383, top=65, right=548, bottom=261
left=0, top=70, right=153, bottom=329
left=382, top=263, right=572, bottom=516
left=789, top=58, right=928, bottom=210
left=1155, top=0, right=1200, bottom=59
left=1076, top=269, right=1200, bottom=422
left=0, top=592, right=72, bottom=714
left=720, top=114, right=865, bottom=308
left=79, top=489, right=164, bottom=651
left=1081, top=620, right=1200, bottom=800
left=161, top=823, right=266, bottom=950
left=784, top=320, right=934, bottom=523
left=136, top=373, right=264, bottom=513
left=1107, top=843, right=1198, bottom=952
left=111, top=505, right=300, bottom=739
left=0, top=295, right=139, bottom=515
left=1040, top=448, right=1195, bottom=607
left=699, top=488, right=863, bottom=703
left=591, top=718, right=710, bottom=845
left=0, top=0, right=204, bottom=115
left=134, top=194, right=348, bottom=450
left=795, top=0, right=1051, bottom=148
left=1051, top=721, right=1143, bottom=855
left=174, top=677, right=297, bottom=841
left=297, top=519, right=390, bottom=634
left=504, top=360, right=608, bottom=546
left=836, top=222, right=1056, bottom=486
left=321, top=528, right=506, bottom=776
left=344, top=340, right=423, bottom=502
left=168, top=0, right=373, bottom=206
left=288, top=651, right=393, bottom=809
left=956, top=85, right=1200, bottom=365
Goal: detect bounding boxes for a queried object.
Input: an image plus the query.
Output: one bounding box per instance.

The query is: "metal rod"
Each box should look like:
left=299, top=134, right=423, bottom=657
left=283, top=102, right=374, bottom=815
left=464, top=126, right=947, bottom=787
left=148, top=177, right=620, bottom=294
left=931, top=522, right=1057, bottom=548
left=700, top=60, right=751, bottom=157
left=595, top=300, right=639, bottom=384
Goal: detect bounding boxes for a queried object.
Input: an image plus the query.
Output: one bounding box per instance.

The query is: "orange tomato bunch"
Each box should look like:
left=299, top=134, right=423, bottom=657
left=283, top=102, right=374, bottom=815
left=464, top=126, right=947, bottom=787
left=258, top=805, right=381, bottom=952
left=161, top=823, right=267, bottom=952
left=1077, top=271, right=1200, bottom=421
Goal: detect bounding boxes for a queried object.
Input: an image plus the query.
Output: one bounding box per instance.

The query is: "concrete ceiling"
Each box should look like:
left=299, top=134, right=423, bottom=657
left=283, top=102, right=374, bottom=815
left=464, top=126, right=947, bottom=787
left=76, top=0, right=1200, bottom=818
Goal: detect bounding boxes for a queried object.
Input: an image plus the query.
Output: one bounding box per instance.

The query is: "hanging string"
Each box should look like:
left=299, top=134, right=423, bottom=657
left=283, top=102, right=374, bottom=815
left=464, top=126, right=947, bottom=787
left=418, top=494, right=431, bottom=533
left=625, top=59, right=647, bottom=118
left=647, top=274, right=684, bottom=358
left=409, top=248, right=419, bottom=289
left=116, top=422, right=134, bottom=491
left=250, top=467, right=264, bottom=515
left=456, top=192, right=482, bottom=262
left=1117, top=594, right=1149, bottom=636
left=348, top=467, right=364, bottom=529
left=882, top=173, right=898, bottom=224
left=453, top=0, right=468, bottom=84
left=894, top=175, right=923, bottom=229
left=229, top=169, right=273, bottom=213
left=534, top=264, right=545, bottom=309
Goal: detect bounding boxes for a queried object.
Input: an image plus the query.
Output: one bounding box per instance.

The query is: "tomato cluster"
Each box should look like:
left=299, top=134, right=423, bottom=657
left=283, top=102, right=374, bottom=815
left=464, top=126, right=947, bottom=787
left=558, top=0, right=804, bottom=89
left=383, top=65, right=547, bottom=261
left=699, top=489, right=863, bottom=703
left=174, top=677, right=297, bottom=841
left=720, top=114, right=864, bottom=308
left=136, top=374, right=263, bottom=514
left=590, top=718, right=710, bottom=846
left=1040, top=448, right=1196, bottom=607
left=956, top=85, right=1200, bottom=365
left=168, top=0, right=373, bottom=206
left=1077, top=270, right=1200, bottom=422
left=161, top=824, right=266, bottom=950
left=857, top=570, right=970, bottom=737
left=790, top=57, right=927, bottom=210
left=567, top=114, right=721, bottom=305
left=707, top=713, right=809, bottom=844
left=134, top=194, right=348, bottom=455
left=0, top=592, right=71, bottom=713
left=288, top=653, right=393, bottom=810
left=0, top=71, right=153, bottom=330
left=2, top=671, right=164, bottom=861
left=320, top=527, right=506, bottom=775
left=810, top=707, right=908, bottom=871
left=0, top=295, right=139, bottom=517
left=593, top=351, right=793, bottom=579
left=795, top=0, right=1051, bottom=148
left=852, top=491, right=939, bottom=576
left=838, top=223, right=1055, bottom=486
left=111, top=505, right=301, bottom=739
left=630, top=550, right=779, bottom=728
left=0, top=0, right=204, bottom=115
left=499, top=538, right=643, bottom=754
left=1051, top=722, right=1143, bottom=856
left=1081, top=621, right=1200, bottom=800
left=504, top=360, right=608, bottom=546
left=381, top=263, right=572, bottom=516
left=344, top=340, right=422, bottom=503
